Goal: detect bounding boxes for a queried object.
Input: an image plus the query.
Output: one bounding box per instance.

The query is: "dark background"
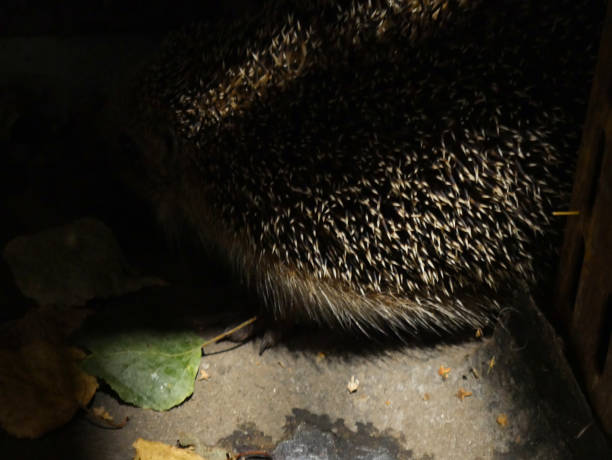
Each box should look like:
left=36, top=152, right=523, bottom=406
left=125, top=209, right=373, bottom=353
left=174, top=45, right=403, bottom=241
left=0, top=0, right=258, bottom=36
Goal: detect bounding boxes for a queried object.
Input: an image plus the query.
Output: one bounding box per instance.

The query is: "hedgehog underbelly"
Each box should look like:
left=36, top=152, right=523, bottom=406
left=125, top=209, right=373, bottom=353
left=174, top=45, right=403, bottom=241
left=130, top=0, right=601, bottom=335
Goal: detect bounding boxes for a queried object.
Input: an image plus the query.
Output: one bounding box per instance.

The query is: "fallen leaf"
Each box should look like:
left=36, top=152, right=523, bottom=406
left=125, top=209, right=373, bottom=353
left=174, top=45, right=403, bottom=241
left=438, top=365, right=451, bottom=380
left=3, top=218, right=164, bottom=307
left=86, top=405, right=128, bottom=429
left=133, top=439, right=230, bottom=460
left=347, top=375, right=359, bottom=393
left=456, top=388, right=473, bottom=401
left=488, top=356, right=496, bottom=374
left=0, top=341, right=97, bottom=438
left=81, top=328, right=203, bottom=411
left=0, top=305, right=92, bottom=348
left=496, top=413, right=508, bottom=427
left=92, top=406, right=114, bottom=423
left=133, top=438, right=208, bottom=460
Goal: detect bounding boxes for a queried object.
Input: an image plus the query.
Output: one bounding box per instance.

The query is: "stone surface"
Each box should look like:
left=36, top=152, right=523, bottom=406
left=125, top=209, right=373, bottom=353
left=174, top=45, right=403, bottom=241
left=2, top=282, right=610, bottom=459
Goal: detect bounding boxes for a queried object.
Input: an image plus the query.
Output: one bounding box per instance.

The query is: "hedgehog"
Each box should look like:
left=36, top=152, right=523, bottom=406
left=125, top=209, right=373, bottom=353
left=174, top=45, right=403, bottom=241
left=112, top=0, right=603, bottom=337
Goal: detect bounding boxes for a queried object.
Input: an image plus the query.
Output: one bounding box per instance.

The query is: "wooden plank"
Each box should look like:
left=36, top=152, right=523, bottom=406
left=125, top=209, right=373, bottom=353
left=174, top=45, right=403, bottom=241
left=555, top=0, right=612, bottom=438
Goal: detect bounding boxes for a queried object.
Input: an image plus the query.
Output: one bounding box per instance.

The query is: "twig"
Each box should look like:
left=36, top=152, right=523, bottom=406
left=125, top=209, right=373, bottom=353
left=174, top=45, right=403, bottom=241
left=201, top=316, right=258, bottom=349
left=552, top=210, right=580, bottom=216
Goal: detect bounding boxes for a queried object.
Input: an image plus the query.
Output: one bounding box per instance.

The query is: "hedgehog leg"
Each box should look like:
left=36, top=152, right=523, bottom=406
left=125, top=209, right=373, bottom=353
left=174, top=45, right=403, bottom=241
left=257, top=328, right=287, bottom=355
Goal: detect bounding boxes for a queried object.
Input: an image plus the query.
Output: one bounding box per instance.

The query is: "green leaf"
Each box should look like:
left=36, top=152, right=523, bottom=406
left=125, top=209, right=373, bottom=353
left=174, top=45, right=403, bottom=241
left=81, top=328, right=203, bottom=411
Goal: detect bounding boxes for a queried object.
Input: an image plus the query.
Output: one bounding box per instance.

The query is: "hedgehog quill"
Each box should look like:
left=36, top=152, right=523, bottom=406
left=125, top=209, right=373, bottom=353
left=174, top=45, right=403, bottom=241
left=115, top=0, right=603, bottom=337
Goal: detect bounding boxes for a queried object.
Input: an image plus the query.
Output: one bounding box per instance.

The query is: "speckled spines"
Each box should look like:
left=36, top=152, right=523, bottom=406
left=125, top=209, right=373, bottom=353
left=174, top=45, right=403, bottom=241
left=125, top=0, right=602, bottom=335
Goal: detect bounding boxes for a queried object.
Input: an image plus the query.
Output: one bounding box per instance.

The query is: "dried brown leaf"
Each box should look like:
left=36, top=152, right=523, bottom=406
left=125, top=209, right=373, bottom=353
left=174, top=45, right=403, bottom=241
left=0, top=341, right=97, bottom=438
